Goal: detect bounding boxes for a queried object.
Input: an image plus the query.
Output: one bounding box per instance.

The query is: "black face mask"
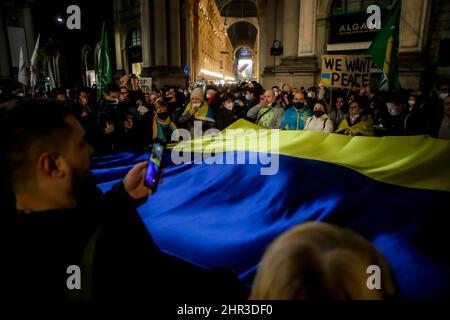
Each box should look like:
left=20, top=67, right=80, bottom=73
left=295, top=102, right=304, bottom=110
left=314, top=110, right=325, bottom=118
left=157, top=112, right=169, bottom=120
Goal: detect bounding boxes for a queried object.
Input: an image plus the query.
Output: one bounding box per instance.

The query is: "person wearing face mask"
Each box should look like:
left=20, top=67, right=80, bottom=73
left=272, top=86, right=281, bottom=101
left=215, top=94, right=240, bottom=131
left=142, top=99, right=178, bottom=145
left=335, top=99, right=374, bottom=136
left=243, top=88, right=258, bottom=113
left=178, top=87, right=215, bottom=136
left=402, top=93, right=428, bottom=135
left=97, top=84, right=125, bottom=152
left=438, top=84, right=449, bottom=101
left=281, top=92, right=312, bottom=130
left=306, top=87, right=318, bottom=111
left=304, top=101, right=334, bottom=133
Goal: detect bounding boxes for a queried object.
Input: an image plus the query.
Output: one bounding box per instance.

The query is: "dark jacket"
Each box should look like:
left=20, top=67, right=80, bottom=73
left=10, top=182, right=155, bottom=300
left=97, top=100, right=138, bottom=152
left=9, top=182, right=246, bottom=301
left=215, top=107, right=240, bottom=131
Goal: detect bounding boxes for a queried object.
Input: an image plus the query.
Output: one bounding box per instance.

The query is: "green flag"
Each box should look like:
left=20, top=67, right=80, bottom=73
left=367, top=0, right=401, bottom=92
left=97, top=22, right=113, bottom=101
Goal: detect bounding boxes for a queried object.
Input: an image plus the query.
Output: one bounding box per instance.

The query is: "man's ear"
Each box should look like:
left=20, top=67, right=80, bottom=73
left=37, top=152, right=66, bottom=179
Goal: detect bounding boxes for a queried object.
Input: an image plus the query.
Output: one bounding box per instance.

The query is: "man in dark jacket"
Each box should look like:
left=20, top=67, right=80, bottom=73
left=2, top=99, right=244, bottom=301
left=97, top=84, right=136, bottom=152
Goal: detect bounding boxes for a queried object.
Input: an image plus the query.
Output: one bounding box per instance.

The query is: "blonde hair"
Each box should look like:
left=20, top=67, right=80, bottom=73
left=250, top=222, right=397, bottom=300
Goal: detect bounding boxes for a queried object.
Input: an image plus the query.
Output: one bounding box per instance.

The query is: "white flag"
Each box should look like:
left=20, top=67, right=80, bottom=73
left=47, top=57, right=56, bottom=90
left=30, top=34, right=40, bottom=87
left=18, top=47, right=29, bottom=86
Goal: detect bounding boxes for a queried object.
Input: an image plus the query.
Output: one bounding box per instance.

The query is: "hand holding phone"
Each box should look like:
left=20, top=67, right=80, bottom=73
left=123, top=161, right=152, bottom=200
left=144, top=141, right=165, bottom=193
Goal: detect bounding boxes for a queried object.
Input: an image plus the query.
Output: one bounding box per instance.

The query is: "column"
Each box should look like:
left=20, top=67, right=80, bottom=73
left=0, top=11, right=11, bottom=79
left=140, top=0, right=153, bottom=75
left=154, top=0, right=168, bottom=67
left=185, top=11, right=194, bottom=82
left=282, top=0, right=300, bottom=58
left=275, top=0, right=283, bottom=66
left=22, top=0, right=35, bottom=59
left=113, top=0, right=124, bottom=72
left=263, top=0, right=276, bottom=68
left=298, top=0, right=316, bottom=57
left=168, top=0, right=182, bottom=69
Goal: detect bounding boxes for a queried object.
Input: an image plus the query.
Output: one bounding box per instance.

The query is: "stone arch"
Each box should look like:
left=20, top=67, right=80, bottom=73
left=225, top=18, right=259, bottom=31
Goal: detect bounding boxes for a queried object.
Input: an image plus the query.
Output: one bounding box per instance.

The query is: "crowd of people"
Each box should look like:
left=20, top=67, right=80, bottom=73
left=2, top=76, right=449, bottom=301
left=2, top=78, right=448, bottom=155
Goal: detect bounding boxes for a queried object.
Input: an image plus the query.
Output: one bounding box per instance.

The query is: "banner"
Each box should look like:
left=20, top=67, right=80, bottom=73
left=30, top=34, right=40, bottom=88
left=18, top=47, right=29, bottom=87
left=321, top=55, right=373, bottom=89
left=139, top=77, right=152, bottom=93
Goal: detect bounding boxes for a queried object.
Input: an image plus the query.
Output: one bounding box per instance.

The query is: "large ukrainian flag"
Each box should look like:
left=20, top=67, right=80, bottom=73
left=92, top=120, right=450, bottom=300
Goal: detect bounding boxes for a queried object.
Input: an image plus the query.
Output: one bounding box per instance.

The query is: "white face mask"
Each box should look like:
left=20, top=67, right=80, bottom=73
left=245, top=95, right=251, bottom=101
left=439, top=92, right=448, bottom=100
left=350, top=114, right=360, bottom=123
left=274, top=91, right=280, bottom=97
left=206, top=93, right=211, bottom=99
left=307, top=92, right=313, bottom=98
left=408, top=100, right=415, bottom=107
left=192, top=102, right=201, bottom=108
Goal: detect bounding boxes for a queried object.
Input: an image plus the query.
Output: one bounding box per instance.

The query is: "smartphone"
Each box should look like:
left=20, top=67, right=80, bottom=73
left=144, top=141, right=165, bottom=193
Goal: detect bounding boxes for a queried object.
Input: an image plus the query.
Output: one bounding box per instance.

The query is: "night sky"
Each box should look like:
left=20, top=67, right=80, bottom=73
left=31, top=0, right=115, bottom=86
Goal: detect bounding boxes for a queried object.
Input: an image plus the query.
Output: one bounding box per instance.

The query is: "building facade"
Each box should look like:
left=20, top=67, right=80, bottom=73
left=113, top=0, right=235, bottom=88
left=259, top=0, right=450, bottom=92
left=1, top=0, right=449, bottom=92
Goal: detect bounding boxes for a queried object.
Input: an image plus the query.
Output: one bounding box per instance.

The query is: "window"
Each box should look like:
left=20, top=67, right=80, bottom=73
left=128, top=28, right=141, bottom=48
left=331, top=0, right=393, bottom=15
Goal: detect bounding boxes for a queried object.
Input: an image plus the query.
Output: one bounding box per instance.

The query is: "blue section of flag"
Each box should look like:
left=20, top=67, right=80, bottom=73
left=321, top=73, right=331, bottom=79
left=92, top=151, right=450, bottom=300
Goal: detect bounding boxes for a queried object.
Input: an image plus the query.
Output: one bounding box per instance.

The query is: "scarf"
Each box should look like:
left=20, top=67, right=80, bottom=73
left=153, top=114, right=177, bottom=143
left=335, top=116, right=374, bottom=136
left=183, top=101, right=215, bottom=121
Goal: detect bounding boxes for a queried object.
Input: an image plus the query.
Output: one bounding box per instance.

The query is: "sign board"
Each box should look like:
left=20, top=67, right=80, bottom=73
left=328, top=9, right=387, bottom=44
left=320, top=55, right=373, bottom=89
left=139, top=77, right=152, bottom=93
